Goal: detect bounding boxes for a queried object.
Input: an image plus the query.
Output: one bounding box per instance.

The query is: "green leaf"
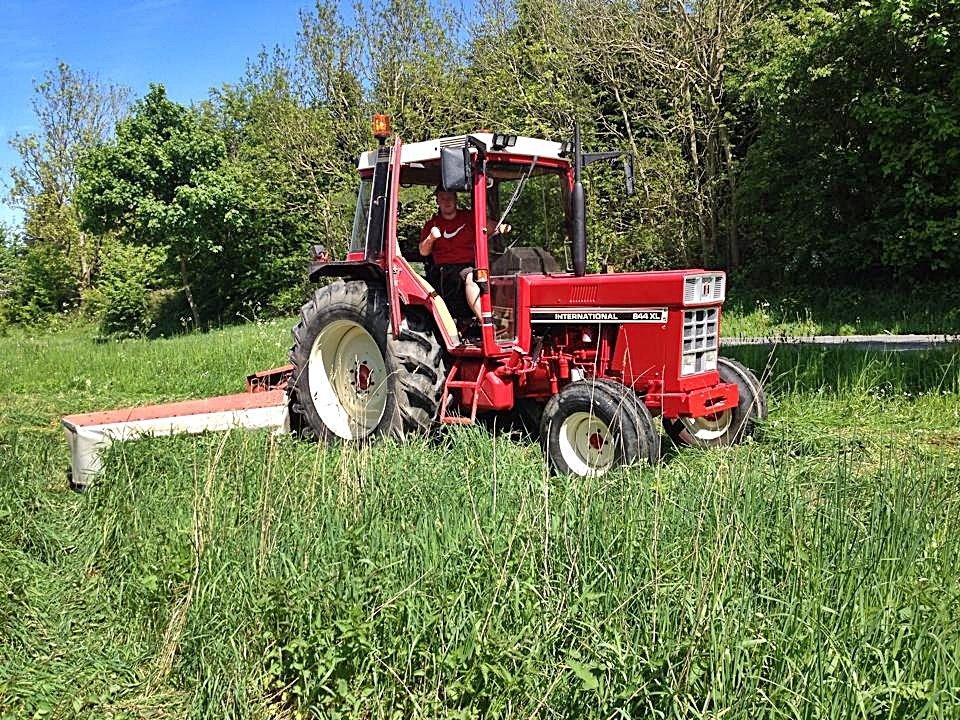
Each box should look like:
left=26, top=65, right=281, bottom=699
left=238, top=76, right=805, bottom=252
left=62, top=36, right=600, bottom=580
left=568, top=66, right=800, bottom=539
left=566, top=657, right=599, bottom=692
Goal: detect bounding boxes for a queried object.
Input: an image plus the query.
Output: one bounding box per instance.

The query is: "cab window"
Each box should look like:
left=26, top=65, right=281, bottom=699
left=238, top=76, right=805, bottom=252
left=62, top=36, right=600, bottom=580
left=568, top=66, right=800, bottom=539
left=487, top=164, right=568, bottom=265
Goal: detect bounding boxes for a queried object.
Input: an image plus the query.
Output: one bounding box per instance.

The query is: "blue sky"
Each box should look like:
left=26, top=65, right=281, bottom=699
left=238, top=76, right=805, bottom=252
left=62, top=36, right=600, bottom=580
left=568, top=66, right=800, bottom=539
left=0, top=0, right=315, bottom=229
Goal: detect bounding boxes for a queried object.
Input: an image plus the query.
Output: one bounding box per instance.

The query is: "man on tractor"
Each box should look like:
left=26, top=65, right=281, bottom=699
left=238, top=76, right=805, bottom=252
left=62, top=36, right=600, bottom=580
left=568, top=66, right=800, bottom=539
left=418, top=188, right=510, bottom=326
left=418, top=188, right=481, bottom=323
left=289, top=118, right=767, bottom=477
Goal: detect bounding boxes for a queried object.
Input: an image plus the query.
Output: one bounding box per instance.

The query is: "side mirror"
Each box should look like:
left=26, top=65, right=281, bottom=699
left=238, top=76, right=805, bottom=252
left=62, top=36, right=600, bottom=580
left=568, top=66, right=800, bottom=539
left=623, top=156, right=635, bottom=197
left=441, top=146, right=472, bottom=192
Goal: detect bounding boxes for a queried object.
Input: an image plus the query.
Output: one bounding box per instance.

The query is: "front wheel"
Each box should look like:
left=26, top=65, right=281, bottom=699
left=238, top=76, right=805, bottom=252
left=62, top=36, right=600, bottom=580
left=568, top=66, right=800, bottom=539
left=540, top=380, right=658, bottom=477
left=664, top=357, right=767, bottom=448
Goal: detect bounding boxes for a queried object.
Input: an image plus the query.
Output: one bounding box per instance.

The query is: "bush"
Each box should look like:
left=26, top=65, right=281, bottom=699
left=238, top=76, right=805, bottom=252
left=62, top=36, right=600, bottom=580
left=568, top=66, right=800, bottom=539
left=0, top=241, right=17, bottom=328
left=732, top=0, right=960, bottom=281
left=0, top=241, right=79, bottom=324
left=87, top=241, right=166, bottom=338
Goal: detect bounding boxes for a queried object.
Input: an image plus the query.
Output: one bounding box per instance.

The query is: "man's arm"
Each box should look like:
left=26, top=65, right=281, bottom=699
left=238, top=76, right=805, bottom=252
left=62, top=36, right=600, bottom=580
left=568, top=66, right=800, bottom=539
left=485, top=213, right=511, bottom=236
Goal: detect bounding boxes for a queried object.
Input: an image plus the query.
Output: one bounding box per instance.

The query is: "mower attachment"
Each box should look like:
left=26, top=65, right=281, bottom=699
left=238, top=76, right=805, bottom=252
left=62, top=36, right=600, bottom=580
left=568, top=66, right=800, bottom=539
left=61, top=373, right=292, bottom=488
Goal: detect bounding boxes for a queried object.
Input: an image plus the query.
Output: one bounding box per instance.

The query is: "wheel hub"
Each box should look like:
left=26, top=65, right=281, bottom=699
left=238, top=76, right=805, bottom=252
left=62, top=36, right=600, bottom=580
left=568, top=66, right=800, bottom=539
left=352, top=362, right=373, bottom=393
left=307, top=320, right=388, bottom=440
left=680, top=410, right=733, bottom=441
left=558, top=411, right=616, bottom=476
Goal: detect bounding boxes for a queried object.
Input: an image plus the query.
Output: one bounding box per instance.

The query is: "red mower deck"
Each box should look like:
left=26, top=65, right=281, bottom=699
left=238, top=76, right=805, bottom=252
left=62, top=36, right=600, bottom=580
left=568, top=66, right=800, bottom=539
left=62, top=367, right=294, bottom=487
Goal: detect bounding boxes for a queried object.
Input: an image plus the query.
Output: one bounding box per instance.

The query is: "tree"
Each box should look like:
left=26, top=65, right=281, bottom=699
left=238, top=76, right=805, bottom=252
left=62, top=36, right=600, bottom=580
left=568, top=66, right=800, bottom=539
left=8, top=62, right=128, bottom=289
left=570, top=0, right=755, bottom=267
left=360, top=0, right=466, bottom=141
left=0, top=223, right=16, bottom=323
left=78, top=83, right=317, bottom=331
left=77, top=85, right=226, bottom=326
left=225, top=0, right=368, bottom=255
left=731, top=0, right=960, bottom=279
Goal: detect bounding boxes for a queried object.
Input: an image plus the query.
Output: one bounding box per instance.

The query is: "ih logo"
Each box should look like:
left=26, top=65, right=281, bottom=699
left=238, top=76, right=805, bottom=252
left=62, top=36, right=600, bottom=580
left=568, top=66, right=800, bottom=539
left=702, top=282, right=712, bottom=298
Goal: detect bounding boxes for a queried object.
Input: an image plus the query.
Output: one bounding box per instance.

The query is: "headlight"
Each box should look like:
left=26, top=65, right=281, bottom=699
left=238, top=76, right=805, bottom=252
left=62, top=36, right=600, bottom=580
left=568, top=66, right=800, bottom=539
left=702, top=350, right=718, bottom=371
left=681, top=309, right=719, bottom=376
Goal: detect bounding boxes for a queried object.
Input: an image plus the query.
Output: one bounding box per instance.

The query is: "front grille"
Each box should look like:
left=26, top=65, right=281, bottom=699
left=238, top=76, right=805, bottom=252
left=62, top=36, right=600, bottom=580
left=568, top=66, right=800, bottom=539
left=684, top=274, right=725, bottom=304
left=681, top=307, right=719, bottom=375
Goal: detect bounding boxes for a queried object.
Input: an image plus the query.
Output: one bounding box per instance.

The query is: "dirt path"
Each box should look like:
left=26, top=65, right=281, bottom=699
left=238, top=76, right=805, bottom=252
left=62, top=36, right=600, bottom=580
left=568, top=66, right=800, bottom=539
left=724, top=334, right=960, bottom=351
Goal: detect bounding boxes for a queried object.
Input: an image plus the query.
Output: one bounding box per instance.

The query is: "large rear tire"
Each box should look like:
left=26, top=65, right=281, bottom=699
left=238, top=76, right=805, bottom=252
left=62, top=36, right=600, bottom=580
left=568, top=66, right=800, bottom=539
left=289, top=281, right=445, bottom=442
left=540, top=380, right=658, bottom=477
left=664, top=357, right=767, bottom=448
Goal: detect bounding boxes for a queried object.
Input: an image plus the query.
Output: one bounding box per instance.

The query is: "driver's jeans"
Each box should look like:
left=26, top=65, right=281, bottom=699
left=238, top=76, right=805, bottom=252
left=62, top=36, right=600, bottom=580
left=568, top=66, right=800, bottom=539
left=428, top=263, right=474, bottom=320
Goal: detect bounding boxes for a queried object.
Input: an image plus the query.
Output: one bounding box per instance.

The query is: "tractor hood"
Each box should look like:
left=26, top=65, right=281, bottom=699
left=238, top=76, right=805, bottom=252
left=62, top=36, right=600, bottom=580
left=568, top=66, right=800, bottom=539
left=519, top=269, right=726, bottom=312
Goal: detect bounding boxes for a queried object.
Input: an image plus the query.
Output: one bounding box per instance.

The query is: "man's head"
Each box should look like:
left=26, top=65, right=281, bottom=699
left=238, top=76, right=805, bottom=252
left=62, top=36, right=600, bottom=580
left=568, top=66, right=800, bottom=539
left=435, top=190, right=458, bottom=219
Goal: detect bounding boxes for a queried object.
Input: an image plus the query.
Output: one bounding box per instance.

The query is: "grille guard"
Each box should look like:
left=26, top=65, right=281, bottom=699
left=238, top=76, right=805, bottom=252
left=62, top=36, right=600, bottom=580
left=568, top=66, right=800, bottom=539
left=654, top=381, right=739, bottom=419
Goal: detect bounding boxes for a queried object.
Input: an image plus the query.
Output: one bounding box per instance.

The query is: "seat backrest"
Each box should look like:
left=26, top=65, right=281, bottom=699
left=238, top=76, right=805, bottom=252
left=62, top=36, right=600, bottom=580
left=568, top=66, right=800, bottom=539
left=490, top=246, right=561, bottom=276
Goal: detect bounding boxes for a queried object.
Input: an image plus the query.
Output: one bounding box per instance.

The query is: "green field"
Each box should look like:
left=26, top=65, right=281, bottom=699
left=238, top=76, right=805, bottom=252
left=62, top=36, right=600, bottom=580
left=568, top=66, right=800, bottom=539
left=1, top=322, right=959, bottom=718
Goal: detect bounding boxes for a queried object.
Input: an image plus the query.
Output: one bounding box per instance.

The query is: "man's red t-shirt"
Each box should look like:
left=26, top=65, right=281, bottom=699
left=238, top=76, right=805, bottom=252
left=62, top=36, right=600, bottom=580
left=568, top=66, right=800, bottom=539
left=420, top=210, right=475, bottom=265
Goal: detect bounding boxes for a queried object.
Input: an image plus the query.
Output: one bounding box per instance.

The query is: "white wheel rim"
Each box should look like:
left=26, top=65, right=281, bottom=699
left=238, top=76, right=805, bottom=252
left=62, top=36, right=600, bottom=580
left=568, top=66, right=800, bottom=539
left=557, top=411, right=616, bottom=476
left=307, top=320, right=388, bottom=440
left=680, top=410, right=733, bottom=442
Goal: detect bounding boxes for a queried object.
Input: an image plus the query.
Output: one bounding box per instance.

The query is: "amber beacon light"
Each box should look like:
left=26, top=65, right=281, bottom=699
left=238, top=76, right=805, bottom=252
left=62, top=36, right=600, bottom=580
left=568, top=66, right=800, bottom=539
left=372, top=114, right=392, bottom=142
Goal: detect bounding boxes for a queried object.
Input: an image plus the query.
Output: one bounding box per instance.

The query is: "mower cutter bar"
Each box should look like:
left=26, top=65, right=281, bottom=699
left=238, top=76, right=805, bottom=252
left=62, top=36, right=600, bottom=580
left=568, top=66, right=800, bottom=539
left=62, top=373, right=293, bottom=488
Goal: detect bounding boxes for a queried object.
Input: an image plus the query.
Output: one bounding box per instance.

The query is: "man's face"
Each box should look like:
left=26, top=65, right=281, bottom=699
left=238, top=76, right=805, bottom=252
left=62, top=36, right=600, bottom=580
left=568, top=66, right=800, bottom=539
left=436, top=192, right=457, bottom=218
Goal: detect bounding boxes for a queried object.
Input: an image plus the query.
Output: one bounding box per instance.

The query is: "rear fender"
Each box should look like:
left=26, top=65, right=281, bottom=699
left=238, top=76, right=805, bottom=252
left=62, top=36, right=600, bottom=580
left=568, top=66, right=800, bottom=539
left=393, top=256, right=461, bottom=350
left=310, top=257, right=460, bottom=350
left=308, top=260, right=385, bottom=284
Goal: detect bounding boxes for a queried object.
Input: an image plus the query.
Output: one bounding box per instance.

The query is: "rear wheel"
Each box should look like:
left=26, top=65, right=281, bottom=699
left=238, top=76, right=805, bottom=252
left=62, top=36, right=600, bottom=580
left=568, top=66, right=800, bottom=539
left=540, top=380, right=658, bottom=477
left=664, top=357, right=767, bottom=448
left=289, top=281, right=445, bottom=442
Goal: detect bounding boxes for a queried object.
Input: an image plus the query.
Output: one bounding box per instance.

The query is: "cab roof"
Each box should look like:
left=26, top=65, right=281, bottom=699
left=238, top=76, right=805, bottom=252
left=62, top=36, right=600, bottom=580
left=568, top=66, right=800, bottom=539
left=357, top=132, right=567, bottom=171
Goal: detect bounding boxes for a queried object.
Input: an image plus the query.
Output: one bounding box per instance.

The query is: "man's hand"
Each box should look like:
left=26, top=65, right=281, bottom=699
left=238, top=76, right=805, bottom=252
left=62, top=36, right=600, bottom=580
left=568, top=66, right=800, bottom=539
left=419, top=226, right=441, bottom=256
left=485, top=216, right=511, bottom=237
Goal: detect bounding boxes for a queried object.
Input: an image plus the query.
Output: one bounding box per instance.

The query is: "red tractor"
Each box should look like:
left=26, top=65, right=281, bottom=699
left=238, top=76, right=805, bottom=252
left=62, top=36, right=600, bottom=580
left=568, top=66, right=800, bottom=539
left=288, top=117, right=766, bottom=476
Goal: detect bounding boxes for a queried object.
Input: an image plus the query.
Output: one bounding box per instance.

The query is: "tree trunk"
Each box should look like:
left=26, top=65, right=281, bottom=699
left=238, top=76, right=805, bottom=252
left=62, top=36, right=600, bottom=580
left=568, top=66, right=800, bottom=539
left=179, top=255, right=200, bottom=328
left=719, top=124, right=740, bottom=269
left=683, top=81, right=711, bottom=265
left=77, top=230, right=92, bottom=290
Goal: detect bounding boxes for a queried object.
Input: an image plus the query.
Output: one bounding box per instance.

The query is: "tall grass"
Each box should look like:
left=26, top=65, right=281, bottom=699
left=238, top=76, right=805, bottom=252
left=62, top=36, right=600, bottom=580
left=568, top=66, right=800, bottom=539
left=1, top=326, right=959, bottom=718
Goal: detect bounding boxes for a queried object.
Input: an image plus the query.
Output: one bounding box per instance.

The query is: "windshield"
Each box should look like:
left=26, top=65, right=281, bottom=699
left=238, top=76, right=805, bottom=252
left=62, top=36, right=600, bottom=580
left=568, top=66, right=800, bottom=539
left=487, top=165, right=568, bottom=261
left=349, top=179, right=373, bottom=252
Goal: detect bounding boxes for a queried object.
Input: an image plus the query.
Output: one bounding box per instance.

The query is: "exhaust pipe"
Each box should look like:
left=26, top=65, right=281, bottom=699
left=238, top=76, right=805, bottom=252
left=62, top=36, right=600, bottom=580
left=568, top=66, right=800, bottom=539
left=571, top=123, right=587, bottom=277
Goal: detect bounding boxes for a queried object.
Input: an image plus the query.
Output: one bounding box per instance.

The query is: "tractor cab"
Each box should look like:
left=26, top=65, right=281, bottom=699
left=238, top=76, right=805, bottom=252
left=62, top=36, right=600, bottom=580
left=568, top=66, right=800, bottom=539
left=340, top=131, right=577, bottom=355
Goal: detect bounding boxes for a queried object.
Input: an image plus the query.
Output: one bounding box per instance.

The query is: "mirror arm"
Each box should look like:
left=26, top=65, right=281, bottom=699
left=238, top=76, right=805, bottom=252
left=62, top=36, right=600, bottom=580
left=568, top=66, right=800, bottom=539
left=581, top=150, right=622, bottom=167
left=465, top=135, right=488, bottom=175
